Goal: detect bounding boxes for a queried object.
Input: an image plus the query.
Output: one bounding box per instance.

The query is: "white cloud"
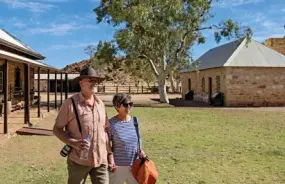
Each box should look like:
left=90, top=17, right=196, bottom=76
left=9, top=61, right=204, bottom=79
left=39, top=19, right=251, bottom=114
left=214, top=0, right=263, bottom=8
left=38, top=0, right=68, bottom=2
left=253, top=20, right=285, bottom=42
left=50, top=42, right=98, bottom=50
left=0, top=0, right=55, bottom=12
left=29, top=23, right=98, bottom=35
left=14, top=22, right=26, bottom=28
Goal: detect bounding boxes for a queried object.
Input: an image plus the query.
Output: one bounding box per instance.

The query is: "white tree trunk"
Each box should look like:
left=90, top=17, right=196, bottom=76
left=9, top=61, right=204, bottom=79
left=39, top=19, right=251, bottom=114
left=169, top=71, right=176, bottom=93
left=157, top=76, right=169, bottom=103
left=143, top=56, right=169, bottom=103
left=175, top=79, right=181, bottom=93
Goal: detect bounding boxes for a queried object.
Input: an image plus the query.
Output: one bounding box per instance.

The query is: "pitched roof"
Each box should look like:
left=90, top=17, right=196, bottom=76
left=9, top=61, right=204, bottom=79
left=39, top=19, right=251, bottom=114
left=181, top=38, right=285, bottom=72
left=0, top=29, right=45, bottom=60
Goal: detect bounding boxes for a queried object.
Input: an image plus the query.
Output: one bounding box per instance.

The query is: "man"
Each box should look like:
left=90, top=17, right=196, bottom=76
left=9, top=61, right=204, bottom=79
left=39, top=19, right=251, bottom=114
left=53, top=66, right=110, bottom=184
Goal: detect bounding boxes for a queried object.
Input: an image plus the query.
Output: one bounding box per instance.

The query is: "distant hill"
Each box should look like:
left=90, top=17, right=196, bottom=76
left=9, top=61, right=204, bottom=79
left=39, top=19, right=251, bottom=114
left=61, top=59, right=91, bottom=73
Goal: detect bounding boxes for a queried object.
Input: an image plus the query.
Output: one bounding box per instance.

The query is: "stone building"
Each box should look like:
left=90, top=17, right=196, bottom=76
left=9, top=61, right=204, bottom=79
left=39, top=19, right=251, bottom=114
left=0, top=28, right=61, bottom=133
left=264, top=37, right=285, bottom=55
left=180, top=38, right=285, bottom=107
left=0, top=29, right=58, bottom=104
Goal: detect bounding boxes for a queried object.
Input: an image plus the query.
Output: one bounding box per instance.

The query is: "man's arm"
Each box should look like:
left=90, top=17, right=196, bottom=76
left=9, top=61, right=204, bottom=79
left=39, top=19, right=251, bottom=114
left=53, top=99, right=88, bottom=151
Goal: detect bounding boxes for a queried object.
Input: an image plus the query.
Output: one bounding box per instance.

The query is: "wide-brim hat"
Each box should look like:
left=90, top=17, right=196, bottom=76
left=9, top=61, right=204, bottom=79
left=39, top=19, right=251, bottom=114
left=73, top=66, right=105, bottom=84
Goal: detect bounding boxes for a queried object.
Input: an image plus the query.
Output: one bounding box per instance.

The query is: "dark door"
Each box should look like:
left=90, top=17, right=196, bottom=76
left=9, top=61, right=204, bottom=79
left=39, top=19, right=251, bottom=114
left=208, top=77, right=212, bottom=104
left=188, top=78, right=191, bottom=91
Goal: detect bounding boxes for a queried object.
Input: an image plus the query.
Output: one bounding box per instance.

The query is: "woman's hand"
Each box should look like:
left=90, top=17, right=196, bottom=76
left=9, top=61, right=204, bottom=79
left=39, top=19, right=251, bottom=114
left=108, top=154, right=117, bottom=172
left=138, top=150, right=146, bottom=158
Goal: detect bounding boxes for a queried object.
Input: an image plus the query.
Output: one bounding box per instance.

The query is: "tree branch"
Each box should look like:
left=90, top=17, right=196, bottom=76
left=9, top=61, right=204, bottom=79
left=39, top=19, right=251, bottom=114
left=196, top=25, right=224, bottom=31
left=138, top=55, right=159, bottom=77
left=175, top=0, right=213, bottom=58
left=175, top=31, right=189, bottom=57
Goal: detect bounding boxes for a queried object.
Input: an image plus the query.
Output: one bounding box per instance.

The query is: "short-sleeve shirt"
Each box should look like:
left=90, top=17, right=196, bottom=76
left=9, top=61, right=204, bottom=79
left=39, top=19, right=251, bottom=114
left=55, top=93, right=109, bottom=167
left=108, top=116, right=139, bottom=166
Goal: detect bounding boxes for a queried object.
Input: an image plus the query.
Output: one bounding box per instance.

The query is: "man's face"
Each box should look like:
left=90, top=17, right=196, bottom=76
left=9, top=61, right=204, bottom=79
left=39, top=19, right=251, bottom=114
left=79, top=77, right=97, bottom=95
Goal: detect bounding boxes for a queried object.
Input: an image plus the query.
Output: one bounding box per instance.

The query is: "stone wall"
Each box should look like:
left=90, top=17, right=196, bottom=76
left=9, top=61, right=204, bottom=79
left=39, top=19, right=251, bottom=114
left=180, top=67, right=226, bottom=103
left=34, top=80, right=48, bottom=92
left=225, top=67, right=285, bottom=106
left=264, top=38, right=285, bottom=55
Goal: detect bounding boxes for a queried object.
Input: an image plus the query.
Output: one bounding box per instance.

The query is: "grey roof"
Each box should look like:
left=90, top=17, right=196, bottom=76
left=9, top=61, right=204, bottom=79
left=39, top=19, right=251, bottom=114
left=181, top=38, right=285, bottom=72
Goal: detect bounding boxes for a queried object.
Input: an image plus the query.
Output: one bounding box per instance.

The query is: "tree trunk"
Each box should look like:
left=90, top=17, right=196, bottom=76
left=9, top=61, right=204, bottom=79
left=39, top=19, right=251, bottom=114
left=157, top=75, right=169, bottom=103
left=175, top=79, right=181, bottom=93
left=169, top=71, right=176, bottom=93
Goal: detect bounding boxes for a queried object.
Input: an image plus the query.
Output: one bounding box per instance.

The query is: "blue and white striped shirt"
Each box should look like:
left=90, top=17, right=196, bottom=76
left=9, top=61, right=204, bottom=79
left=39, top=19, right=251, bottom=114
left=108, top=116, right=141, bottom=166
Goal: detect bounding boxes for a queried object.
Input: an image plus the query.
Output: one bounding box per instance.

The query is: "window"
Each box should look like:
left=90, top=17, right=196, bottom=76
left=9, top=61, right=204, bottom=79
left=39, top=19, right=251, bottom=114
left=216, top=76, right=221, bottom=92
left=201, top=77, right=205, bottom=92
left=0, top=71, right=3, bottom=92
left=15, top=67, right=21, bottom=90
left=188, top=78, right=191, bottom=90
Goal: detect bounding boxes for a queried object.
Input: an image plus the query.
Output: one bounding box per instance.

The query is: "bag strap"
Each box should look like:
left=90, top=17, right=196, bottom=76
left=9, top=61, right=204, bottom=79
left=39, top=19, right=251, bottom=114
left=71, top=97, right=82, bottom=135
left=133, top=116, right=140, bottom=151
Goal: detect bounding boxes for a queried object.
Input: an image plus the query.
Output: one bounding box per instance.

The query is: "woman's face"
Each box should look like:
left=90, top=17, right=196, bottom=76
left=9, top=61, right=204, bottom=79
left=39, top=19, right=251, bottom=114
left=116, top=101, right=133, bottom=115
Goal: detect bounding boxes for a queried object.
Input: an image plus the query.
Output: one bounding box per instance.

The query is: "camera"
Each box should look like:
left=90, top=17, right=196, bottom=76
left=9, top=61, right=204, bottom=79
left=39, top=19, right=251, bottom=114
left=60, top=145, right=71, bottom=157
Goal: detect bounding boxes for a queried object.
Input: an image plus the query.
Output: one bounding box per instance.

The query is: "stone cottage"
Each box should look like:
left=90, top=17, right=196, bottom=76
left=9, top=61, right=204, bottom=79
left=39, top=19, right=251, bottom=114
left=264, top=37, right=285, bottom=55
left=0, top=28, right=61, bottom=133
left=180, top=38, right=285, bottom=107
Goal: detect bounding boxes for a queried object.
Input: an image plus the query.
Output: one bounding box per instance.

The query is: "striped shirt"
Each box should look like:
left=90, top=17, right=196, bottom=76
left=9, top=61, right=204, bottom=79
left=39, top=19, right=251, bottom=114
left=108, top=116, right=141, bottom=166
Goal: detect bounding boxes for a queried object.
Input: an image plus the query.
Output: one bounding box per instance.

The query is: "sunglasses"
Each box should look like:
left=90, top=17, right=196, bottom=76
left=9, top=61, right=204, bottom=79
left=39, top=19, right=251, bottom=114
left=88, top=78, right=98, bottom=83
left=121, top=102, right=133, bottom=108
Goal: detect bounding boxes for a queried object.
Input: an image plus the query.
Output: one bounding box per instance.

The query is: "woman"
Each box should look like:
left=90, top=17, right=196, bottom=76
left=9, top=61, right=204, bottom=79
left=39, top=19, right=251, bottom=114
left=107, top=93, right=145, bottom=184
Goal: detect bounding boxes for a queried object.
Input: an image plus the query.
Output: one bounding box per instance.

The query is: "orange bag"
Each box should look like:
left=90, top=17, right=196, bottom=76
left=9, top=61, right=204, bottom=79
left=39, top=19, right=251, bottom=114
left=131, top=156, right=158, bottom=184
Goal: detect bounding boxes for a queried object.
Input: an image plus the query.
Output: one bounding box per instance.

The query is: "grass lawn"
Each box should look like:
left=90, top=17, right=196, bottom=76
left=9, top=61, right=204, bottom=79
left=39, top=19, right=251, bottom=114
left=0, top=107, right=285, bottom=183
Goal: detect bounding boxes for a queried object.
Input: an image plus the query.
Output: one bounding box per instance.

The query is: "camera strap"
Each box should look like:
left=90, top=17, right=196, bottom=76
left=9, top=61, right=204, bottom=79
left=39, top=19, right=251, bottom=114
left=71, top=97, right=82, bottom=136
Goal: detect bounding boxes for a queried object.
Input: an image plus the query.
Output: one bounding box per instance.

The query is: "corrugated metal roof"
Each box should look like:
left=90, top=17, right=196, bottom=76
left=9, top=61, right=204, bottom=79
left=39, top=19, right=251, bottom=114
left=34, top=73, right=79, bottom=80
left=225, top=39, right=285, bottom=67
left=181, top=38, right=285, bottom=73
left=0, top=29, right=33, bottom=51
left=0, top=28, right=45, bottom=60
left=0, top=49, right=48, bottom=67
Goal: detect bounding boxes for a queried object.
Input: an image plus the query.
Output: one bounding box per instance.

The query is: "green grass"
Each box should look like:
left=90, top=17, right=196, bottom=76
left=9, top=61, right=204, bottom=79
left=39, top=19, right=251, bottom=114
left=1, top=108, right=285, bottom=183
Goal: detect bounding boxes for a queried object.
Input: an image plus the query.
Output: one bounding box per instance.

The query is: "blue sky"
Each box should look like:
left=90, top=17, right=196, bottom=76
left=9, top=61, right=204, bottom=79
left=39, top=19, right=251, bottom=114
left=0, top=0, right=284, bottom=69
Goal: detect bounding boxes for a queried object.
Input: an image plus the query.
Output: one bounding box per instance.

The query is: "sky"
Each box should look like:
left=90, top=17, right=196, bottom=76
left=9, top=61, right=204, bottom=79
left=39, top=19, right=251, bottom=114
left=0, top=0, right=284, bottom=69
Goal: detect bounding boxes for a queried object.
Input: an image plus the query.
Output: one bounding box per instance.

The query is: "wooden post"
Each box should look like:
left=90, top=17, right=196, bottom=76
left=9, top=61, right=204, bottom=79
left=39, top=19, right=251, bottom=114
left=103, top=86, right=105, bottom=93
left=47, top=69, right=50, bottom=112
left=65, top=73, right=68, bottom=99
left=141, top=86, right=143, bottom=94
left=129, top=86, right=131, bottom=94
left=55, top=71, right=57, bottom=109
left=3, top=59, right=8, bottom=134
left=24, top=64, right=30, bottom=124
left=116, top=86, right=118, bottom=93
left=37, top=68, right=41, bottom=118
left=60, top=72, right=63, bottom=106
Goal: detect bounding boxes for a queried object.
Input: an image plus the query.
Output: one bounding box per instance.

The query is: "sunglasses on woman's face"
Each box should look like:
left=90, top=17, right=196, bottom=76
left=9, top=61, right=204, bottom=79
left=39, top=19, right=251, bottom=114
left=121, top=102, right=133, bottom=108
